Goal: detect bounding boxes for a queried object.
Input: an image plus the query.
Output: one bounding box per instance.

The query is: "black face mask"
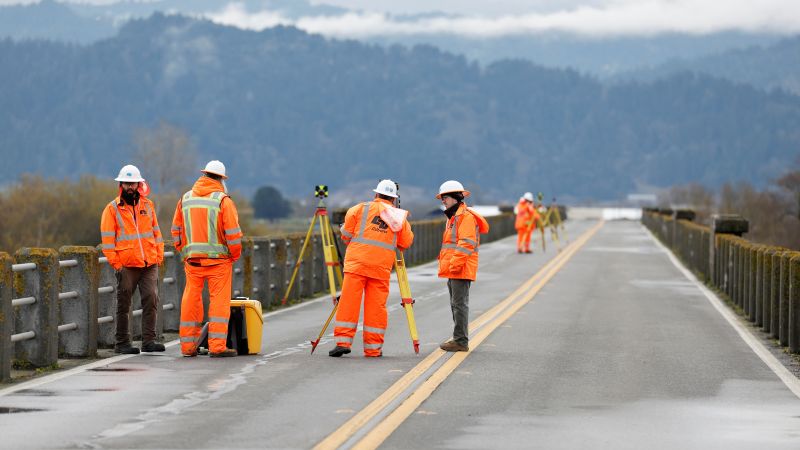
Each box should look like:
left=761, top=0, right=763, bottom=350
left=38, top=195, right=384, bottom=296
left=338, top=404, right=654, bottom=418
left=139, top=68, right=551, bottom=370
left=443, top=202, right=461, bottom=219
left=121, top=189, right=140, bottom=205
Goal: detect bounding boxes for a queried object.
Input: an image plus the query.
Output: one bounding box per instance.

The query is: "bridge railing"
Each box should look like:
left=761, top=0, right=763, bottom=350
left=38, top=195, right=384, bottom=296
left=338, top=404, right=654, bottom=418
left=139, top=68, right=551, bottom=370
left=642, top=209, right=800, bottom=355
left=0, top=213, right=515, bottom=381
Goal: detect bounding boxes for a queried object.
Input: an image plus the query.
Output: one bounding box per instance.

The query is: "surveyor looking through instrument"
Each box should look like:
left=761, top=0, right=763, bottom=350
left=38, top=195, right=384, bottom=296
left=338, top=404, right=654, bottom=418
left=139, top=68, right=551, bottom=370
left=329, top=179, right=414, bottom=358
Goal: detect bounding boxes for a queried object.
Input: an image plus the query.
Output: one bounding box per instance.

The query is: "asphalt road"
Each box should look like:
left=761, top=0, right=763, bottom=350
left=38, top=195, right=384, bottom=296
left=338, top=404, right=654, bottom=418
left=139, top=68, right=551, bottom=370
left=1, top=220, right=799, bottom=449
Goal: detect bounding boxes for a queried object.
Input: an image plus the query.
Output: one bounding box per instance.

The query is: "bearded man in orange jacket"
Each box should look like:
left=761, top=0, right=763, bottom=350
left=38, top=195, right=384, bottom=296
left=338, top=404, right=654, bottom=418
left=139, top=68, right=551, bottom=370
left=329, top=180, right=414, bottom=358
left=100, top=164, right=164, bottom=354
left=436, top=180, right=489, bottom=352
left=171, top=160, right=243, bottom=357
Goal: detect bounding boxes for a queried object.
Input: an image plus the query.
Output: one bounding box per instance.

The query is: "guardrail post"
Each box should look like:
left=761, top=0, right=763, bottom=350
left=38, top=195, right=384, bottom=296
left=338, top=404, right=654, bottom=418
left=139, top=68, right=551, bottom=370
left=58, top=246, right=99, bottom=357
left=160, top=245, right=181, bottom=332
left=97, top=253, right=117, bottom=348
left=1, top=252, right=12, bottom=382
left=311, top=234, right=324, bottom=295
left=250, top=239, right=270, bottom=308
left=770, top=251, right=783, bottom=339
left=779, top=252, right=792, bottom=346
left=14, top=248, right=59, bottom=368
left=789, top=255, right=800, bottom=354
left=761, top=249, right=775, bottom=333
left=285, top=236, right=302, bottom=303
left=754, top=247, right=765, bottom=327
left=274, top=239, right=288, bottom=305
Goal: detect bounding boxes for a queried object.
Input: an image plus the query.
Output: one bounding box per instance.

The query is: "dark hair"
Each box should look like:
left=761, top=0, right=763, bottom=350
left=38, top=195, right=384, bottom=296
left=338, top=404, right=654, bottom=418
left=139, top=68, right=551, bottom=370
left=204, top=173, right=223, bottom=181
left=376, top=193, right=395, bottom=202
left=449, top=192, right=464, bottom=202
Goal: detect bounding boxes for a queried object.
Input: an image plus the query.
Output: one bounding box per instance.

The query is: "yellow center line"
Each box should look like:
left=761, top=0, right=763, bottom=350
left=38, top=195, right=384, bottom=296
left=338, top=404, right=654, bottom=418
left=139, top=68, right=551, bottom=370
left=314, top=221, right=604, bottom=450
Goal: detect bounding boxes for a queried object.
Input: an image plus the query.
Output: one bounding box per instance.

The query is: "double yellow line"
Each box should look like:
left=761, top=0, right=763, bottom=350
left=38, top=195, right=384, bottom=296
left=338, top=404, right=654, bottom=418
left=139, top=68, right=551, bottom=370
left=315, top=220, right=604, bottom=450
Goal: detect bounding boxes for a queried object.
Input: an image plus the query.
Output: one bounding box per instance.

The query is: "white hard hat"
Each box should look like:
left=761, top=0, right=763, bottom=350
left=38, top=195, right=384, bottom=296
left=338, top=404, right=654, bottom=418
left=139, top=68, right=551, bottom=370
left=523, top=192, right=534, bottom=202
left=114, top=164, right=145, bottom=182
left=201, top=160, right=227, bottom=179
left=436, top=180, right=470, bottom=199
left=373, top=179, right=398, bottom=198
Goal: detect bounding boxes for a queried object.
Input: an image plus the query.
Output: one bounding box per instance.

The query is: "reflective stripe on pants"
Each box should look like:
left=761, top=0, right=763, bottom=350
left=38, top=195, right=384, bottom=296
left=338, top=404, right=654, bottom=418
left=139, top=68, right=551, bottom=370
left=333, top=272, right=389, bottom=356
left=517, top=228, right=533, bottom=251
left=180, top=261, right=233, bottom=354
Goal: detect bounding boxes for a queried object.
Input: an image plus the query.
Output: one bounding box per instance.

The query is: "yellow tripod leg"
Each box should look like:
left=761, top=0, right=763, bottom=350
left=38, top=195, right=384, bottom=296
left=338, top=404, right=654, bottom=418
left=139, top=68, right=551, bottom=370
left=394, top=251, right=419, bottom=354
left=310, top=210, right=344, bottom=354
left=282, top=213, right=318, bottom=305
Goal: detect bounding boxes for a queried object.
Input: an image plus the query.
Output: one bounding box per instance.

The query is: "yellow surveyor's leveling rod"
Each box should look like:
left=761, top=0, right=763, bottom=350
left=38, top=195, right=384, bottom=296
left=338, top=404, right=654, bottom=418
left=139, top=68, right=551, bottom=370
left=391, top=182, right=420, bottom=354
left=394, top=251, right=419, bottom=354
left=280, top=185, right=344, bottom=354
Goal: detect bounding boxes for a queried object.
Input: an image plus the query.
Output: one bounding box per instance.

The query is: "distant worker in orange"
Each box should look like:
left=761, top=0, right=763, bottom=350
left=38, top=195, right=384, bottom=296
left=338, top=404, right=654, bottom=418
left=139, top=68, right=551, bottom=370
left=329, top=180, right=414, bottom=358
left=514, top=192, right=539, bottom=253
left=436, top=180, right=489, bottom=352
left=171, top=160, right=243, bottom=357
left=100, top=164, right=165, bottom=354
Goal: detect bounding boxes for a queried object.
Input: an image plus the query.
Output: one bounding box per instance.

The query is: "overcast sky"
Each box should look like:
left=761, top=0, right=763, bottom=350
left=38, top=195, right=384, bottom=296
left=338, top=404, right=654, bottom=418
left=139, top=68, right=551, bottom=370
left=4, top=1, right=800, bottom=37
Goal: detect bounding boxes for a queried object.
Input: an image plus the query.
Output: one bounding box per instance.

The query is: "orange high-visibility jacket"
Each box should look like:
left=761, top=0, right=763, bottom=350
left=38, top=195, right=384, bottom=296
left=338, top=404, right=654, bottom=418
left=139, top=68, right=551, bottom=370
left=340, top=198, right=414, bottom=280
left=100, top=196, right=164, bottom=270
left=438, top=203, right=490, bottom=281
left=171, top=176, right=243, bottom=265
left=515, top=200, right=539, bottom=230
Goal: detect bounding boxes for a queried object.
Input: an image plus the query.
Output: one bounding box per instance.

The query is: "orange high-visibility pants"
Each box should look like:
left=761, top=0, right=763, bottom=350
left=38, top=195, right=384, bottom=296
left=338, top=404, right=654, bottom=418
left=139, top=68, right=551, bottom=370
left=333, top=272, right=389, bottom=357
left=179, top=261, right=233, bottom=354
left=517, top=228, right=533, bottom=252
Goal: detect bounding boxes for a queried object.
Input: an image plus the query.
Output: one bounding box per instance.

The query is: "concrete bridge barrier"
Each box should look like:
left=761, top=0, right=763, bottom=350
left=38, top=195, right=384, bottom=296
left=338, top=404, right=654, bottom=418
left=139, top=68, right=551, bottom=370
left=643, top=210, right=800, bottom=356
left=0, top=213, right=516, bottom=381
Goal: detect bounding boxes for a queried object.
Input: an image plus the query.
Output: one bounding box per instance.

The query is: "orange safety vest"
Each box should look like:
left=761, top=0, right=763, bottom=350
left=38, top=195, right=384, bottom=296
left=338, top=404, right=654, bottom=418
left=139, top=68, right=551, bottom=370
left=515, top=200, right=539, bottom=230
left=171, top=177, right=243, bottom=264
left=340, top=198, right=414, bottom=280
left=438, top=203, right=490, bottom=281
left=100, top=196, right=164, bottom=270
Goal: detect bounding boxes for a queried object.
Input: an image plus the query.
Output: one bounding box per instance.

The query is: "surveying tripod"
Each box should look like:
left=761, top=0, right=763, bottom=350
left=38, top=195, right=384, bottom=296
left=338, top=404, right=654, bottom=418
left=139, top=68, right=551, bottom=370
left=280, top=185, right=344, bottom=354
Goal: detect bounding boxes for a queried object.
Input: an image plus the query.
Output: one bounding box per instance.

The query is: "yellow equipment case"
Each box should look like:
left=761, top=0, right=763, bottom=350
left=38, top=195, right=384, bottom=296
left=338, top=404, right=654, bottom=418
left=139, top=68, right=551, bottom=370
left=227, top=297, right=264, bottom=355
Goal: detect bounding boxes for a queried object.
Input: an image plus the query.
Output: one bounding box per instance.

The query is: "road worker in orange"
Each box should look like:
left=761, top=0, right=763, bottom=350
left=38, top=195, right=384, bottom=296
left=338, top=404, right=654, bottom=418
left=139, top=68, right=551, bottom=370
left=514, top=192, right=539, bottom=253
left=329, top=180, right=414, bottom=358
left=171, top=160, right=243, bottom=357
left=436, top=180, right=489, bottom=352
left=100, top=164, right=165, bottom=354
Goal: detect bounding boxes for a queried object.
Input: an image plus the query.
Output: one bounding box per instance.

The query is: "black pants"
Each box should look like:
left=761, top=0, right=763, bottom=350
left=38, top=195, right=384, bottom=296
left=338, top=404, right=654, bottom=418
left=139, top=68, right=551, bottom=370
left=447, top=279, right=471, bottom=346
left=116, top=265, right=159, bottom=345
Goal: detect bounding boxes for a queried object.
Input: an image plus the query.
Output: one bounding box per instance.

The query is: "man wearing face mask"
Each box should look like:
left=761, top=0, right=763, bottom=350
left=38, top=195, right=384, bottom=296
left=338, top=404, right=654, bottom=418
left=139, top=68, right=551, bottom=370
left=171, top=160, right=243, bottom=357
left=436, top=180, right=489, bottom=352
left=100, top=164, right=165, bottom=354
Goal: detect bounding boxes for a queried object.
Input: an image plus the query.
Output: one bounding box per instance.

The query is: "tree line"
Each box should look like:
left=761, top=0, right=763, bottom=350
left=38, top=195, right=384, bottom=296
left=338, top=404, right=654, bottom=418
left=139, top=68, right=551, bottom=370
left=658, top=160, right=800, bottom=250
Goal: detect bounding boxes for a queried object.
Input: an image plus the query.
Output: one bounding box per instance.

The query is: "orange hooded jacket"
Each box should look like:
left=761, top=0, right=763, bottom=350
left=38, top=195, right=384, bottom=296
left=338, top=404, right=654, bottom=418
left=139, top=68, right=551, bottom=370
left=340, top=198, right=414, bottom=280
left=515, top=199, right=539, bottom=230
left=100, top=195, right=164, bottom=270
left=438, top=203, right=490, bottom=281
left=171, top=176, right=243, bottom=265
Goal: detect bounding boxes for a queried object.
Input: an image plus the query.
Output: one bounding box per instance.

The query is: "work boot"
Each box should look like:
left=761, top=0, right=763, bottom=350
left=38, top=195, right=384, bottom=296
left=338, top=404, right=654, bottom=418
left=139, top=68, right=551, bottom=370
left=439, top=341, right=469, bottom=352
left=182, top=351, right=197, bottom=357
left=114, top=343, right=140, bottom=355
left=141, top=341, right=166, bottom=352
left=328, top=346, right=351, bottom=357
left=210, top=348, right=238, bottom=358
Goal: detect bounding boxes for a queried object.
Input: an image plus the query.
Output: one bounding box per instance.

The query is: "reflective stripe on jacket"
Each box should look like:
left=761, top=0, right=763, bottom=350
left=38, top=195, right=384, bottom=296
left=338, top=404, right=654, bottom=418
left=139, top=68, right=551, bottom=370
left=171, top=176, right=243, bottom=265
left=438, top=203, right=490, bottom=281
left=100, top=196, right=164, bottom=270
left=341, top=198, right=413, bottom=280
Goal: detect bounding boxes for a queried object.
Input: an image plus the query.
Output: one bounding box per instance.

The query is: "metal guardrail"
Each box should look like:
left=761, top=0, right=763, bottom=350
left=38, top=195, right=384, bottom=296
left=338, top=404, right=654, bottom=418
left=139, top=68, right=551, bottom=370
left=642, top=209, right=800, bottom=355
left=0, top=213, right=516, bottom=382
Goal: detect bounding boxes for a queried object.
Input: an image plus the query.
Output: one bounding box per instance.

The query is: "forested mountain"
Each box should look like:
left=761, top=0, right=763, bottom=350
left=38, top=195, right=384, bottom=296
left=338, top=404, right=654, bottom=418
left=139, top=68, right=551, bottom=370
left=620, top=36, right=800, bottom=96
left=2, top=14, right=799, bottom=202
